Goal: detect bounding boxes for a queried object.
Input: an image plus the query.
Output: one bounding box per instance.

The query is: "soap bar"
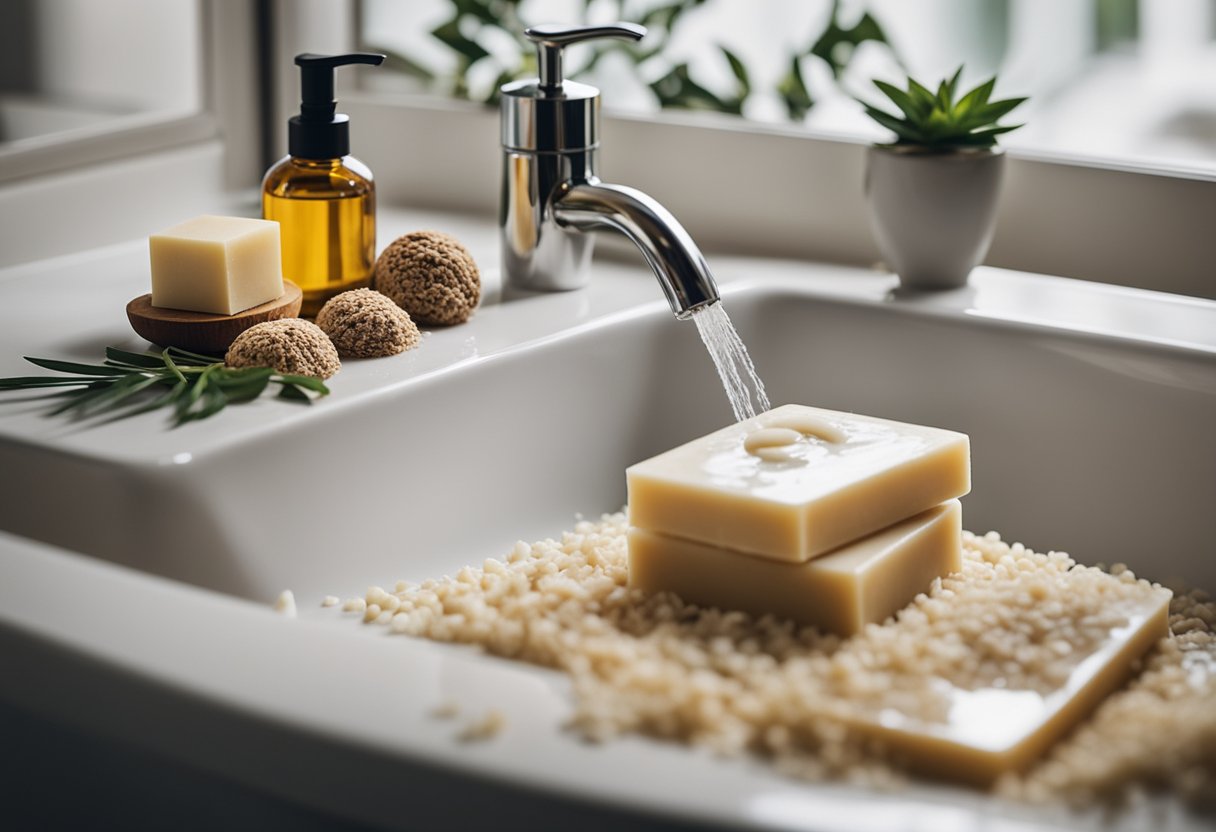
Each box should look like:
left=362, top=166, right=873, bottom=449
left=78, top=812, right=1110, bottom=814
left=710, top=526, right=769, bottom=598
left=628, top=500, right=962, bottom=635
left=149, top=215, right=284, bottom=315
left=627, top=404, right=970, bottom=563
left=836, top=584, right=1172, bottom=785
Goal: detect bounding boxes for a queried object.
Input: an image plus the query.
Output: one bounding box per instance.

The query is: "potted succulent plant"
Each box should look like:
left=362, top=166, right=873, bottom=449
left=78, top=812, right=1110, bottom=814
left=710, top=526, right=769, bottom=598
left=862, top=68, right=1026, bottom=290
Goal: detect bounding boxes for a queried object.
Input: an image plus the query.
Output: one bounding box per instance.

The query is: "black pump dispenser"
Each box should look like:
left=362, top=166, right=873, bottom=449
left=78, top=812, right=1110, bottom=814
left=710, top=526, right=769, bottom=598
left=288, top=52, right=384, bottom=159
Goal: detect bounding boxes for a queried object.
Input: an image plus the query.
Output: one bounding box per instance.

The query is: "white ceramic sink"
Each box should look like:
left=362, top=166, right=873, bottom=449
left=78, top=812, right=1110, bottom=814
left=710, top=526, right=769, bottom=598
left=1, top=211, right=1214, bottom=830
left=2, top=261, right=1213, bottom=599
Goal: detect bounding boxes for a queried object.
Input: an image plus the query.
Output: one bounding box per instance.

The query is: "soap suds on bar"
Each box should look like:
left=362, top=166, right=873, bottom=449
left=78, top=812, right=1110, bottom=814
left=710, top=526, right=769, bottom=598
left=626, top=404, right=971, bottom=562
left=334, top=514, right=1215, bottom=807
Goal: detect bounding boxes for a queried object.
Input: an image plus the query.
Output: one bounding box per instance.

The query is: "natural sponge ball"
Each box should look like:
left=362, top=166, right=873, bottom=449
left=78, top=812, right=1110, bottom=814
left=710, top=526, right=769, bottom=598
left=373, top=230, right=481, bottom=326
left=316, top=288, right=421, bottom=358
left=225, top=318, right=340, bottom=380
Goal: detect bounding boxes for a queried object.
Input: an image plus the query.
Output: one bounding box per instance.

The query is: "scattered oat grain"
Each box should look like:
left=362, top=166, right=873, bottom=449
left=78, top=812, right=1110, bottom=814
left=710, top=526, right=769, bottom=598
left=336, top=514, right=1214, bottom=807
left=432, top=701, right=461, bottom=720
left=458, top=709, right=506, bottom=742
left=273, top=589, right=297, bottom=618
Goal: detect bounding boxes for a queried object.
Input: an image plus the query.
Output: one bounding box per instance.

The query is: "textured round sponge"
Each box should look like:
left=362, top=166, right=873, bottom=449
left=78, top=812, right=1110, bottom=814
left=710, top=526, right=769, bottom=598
left=225, top=318, right=340, bottom=380
left=315, top=288, right=421, bottom=358
left=373, top=231, right=481, bottom=326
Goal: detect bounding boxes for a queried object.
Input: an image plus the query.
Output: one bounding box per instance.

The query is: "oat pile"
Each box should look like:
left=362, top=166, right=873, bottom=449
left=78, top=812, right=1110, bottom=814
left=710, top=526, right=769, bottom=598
left=337, top=514, right=1215, bottom=807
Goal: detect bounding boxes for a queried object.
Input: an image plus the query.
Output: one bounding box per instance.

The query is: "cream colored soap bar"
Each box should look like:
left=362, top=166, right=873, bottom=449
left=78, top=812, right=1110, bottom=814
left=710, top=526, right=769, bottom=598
left=627, top=404, right=970, bottom=563
left=838, top=585, right=1172, bottom=785
left=629, top=500, right=962, bottom=635
left=149, top=215, right=284, bottom=315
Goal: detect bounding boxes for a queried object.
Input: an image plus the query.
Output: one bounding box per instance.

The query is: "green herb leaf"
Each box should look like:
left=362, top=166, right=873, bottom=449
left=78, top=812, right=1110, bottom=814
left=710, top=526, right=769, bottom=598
left=276, top=374, right=330, bottom=394
left=48, top=380, right=114, bottom=416
left=160, top=348, right=189, bottom=385
left=215, top=368, right=274, bottom=403
left=0, top=376, right=109, bottom=389
left=100, top=380, right=187, bottom=424
left=0, top=346, right=330, bottom=428
left=104, top=347, right=169, bottom=368
left=277, top=382, right=311, bottom=402
left=25, top=357, right=129, bottom=376
left=165, top=346, right=220, bottom=366
left=76, top=374, right=164, bottom=418
left=178, top=383, right=228, bottom=425
left=175, top=363, right=216, bottom=420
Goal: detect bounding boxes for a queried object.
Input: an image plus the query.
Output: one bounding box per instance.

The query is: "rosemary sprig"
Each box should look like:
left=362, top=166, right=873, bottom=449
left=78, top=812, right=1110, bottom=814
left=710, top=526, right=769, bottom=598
left=0, top=346, right=329, bottom=426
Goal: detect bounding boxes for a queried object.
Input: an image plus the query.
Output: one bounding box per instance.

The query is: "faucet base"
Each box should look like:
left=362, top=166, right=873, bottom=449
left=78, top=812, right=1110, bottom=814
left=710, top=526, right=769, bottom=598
left=501, top=150, right=597, bottom=294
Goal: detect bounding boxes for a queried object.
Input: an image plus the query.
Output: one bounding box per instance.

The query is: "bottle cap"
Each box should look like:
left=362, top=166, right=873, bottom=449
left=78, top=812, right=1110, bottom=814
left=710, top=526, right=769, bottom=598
left=289, top=52, right=384, bottom=159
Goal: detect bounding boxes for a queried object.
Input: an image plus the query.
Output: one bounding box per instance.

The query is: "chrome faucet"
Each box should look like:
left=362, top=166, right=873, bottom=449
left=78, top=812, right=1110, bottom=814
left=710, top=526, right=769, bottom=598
left=499, top=22, right=720, bottom=319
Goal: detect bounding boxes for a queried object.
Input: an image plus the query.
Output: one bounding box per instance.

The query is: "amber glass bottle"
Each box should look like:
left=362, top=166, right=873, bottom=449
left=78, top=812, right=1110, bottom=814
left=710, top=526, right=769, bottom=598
left=263, top=156, right=375, bottom=316
left=263, top=52, right=384, bottom=316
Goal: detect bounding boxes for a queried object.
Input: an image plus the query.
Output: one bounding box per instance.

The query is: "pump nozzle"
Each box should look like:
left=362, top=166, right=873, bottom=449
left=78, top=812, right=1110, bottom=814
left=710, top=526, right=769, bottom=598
left=289, top=52, right=384, bottom=159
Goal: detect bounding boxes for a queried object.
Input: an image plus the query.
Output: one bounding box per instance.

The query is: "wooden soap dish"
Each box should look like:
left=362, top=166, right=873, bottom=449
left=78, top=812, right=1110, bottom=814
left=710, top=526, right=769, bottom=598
left=126, top=281, right=303, bottom=356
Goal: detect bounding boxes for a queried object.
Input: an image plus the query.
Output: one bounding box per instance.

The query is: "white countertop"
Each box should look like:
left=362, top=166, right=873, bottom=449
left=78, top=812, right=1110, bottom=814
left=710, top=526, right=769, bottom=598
left=2, top=205, right=1211, bottom=466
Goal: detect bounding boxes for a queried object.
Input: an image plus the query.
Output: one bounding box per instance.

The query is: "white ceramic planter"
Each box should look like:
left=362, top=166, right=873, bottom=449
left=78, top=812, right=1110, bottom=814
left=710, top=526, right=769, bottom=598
left=864, top=146, right=1005, bottom=290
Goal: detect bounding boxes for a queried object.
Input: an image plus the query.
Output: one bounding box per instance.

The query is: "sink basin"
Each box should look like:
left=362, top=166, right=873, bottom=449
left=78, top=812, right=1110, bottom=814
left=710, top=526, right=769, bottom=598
left=3, top=272, right=1213, bottom=599
left=1, top=221, right=1214, bottom=830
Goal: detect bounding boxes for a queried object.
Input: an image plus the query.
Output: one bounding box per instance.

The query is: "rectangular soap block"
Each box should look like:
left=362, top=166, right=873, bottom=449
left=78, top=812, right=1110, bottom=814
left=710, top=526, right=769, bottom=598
left=627, top=404, right=970, bottom=563
left=628, top=500, right=962, bottom=635
left=149, top=215, right=284, bottom=315
left=837, top=583, right=1172, bottom=785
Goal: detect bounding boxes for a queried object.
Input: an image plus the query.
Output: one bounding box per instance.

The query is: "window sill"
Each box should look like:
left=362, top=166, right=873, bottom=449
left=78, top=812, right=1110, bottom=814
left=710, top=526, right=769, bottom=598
left=0, top=112, right=218, bottom=186
left=0, top=140, right=253, bottom=269
left=346, top=93, right=1215, bottom=300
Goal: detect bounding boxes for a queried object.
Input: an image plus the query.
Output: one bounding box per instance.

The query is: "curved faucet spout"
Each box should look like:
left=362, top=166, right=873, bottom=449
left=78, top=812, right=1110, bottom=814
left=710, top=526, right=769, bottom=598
left=553, top=181, right=720, bottom=319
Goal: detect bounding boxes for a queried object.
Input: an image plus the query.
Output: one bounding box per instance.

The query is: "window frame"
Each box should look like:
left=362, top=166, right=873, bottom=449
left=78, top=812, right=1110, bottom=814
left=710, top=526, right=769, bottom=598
left=0, top=0, right=262, bottom=190
left=279, top=0, right=1216, bottom=299
left=0, top=1, right=267, bottom=268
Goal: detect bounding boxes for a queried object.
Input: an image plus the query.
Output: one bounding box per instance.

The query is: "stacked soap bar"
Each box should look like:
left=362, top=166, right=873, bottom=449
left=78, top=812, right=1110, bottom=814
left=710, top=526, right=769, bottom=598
left=149, top=215, right=285, bottom=315
left=626, top=404, right=971, bottom=635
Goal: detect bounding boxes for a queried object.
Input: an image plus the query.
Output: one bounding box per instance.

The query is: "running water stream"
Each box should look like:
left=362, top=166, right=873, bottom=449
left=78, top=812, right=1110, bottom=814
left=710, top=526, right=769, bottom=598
left=690, top=302, right=770, bottom=422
